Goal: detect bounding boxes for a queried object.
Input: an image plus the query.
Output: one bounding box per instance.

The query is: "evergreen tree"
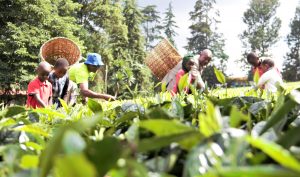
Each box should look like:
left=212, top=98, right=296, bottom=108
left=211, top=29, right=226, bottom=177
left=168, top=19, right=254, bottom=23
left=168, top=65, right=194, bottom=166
left=186, top=0, right=228, bottom=77
left=141, top=5, right=162, bottom=50
left=240, top=0, right=281, bottom=68
left=283, top=6, right=300, bottom=81
left=123, top=0, right=153, bottom=93
left=0, top=0, right=83, bottom=91
left=162, top=1, right=178, bottom=47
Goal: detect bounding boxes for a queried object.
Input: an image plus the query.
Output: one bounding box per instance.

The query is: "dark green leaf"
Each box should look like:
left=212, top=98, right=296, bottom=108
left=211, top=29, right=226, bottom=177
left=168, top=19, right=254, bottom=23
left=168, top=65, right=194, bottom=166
left=85, top=137, right=122, bottom=177
left=260, top=98, right=297, bottom=135
left=87, top=99, right=103, bottom=113
left=277, top=125, right=300, bottom=149
left=138, top=131, right=201, bottom=152
left=3, top=106, right=26, bottom=118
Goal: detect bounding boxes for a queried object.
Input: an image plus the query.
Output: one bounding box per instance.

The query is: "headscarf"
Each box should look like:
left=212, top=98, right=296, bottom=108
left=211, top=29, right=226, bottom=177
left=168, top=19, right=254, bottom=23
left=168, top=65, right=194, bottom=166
left=182, top=54, right=194, bottom=72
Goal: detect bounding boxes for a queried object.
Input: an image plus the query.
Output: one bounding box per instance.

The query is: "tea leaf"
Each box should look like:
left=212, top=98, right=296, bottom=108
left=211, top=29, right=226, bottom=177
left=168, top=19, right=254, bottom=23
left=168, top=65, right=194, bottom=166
left=277, top=125, right=300, bottom=149
left=59, top=98, right=70, bottom=114
left=14, top=124, right=49, bottom=137
left=260, top=98, right=297, bottom=135
left=85, top=137, right=122, bottom=177
left=87, top=99, right=103, bottom=113
left=230, top=106, right=249, bottom=128
left=20, top=155, right=39, bottom=169
left=139, top=119, right=202, bottom=149
left=178, top=73, right=189, bottom=93
left=253, top=69, right=260, bottom=84
left=138, top=131, right=201, bottom=152
left=201, top=165, right=300, bottom=177
left=54, top=154, right=97, bottom=177
left=2, top=106, right=26, bottom=118
left=214, top=67, right=226, bottom=84
left=247, top=136, right=300, bottom=172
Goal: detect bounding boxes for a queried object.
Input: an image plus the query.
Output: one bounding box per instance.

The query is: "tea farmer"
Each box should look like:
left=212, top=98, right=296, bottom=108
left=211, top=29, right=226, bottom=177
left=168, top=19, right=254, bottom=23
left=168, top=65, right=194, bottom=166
left=162, top=49, right=212, bottom=92
left=26, top=61, right=53, bottom=108
left=172, top=54, right=198, bottom=94
left=68, top=53, right=116, bottom=102
left=48, top=58, right=70, bottom=107
left=247, top=52, right=281, bottom=77
left=255, top=58, right=283, bottom=93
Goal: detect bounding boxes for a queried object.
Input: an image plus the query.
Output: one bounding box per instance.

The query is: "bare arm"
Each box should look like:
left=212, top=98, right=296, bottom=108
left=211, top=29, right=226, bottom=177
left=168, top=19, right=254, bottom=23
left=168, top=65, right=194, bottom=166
left=30, top=93, right=47, bottom=108
left=79, top=82, right=116, bottom=101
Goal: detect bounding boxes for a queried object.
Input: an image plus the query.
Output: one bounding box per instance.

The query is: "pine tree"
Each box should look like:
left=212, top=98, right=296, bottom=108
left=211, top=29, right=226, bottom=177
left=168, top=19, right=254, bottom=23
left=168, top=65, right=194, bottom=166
left=123, top=0, right=153, bottom=93
left=186, top=0, right=228, bottom=80
left=283, top=6, right=300, bottom=81
left=162, top=1, right=178, bottom=47
left=0, top=0, right=83, bottom=91
left=141, top=5, right=162, bottom=50
left=240, top=0, right=281, bottom=67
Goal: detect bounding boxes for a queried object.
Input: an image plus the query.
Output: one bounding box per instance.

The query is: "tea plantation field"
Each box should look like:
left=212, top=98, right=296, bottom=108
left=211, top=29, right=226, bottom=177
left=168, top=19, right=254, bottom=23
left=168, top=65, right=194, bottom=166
left=0, top=82, right=300, bottom=177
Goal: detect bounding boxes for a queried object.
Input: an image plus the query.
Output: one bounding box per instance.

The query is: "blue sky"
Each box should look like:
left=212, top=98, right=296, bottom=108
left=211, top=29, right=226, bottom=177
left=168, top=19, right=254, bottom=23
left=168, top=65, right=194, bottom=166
left=139, top=0, right=299, bottom=76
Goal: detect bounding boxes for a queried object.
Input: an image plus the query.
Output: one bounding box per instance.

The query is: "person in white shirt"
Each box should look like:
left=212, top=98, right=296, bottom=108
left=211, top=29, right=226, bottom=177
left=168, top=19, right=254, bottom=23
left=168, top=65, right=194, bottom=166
left=255, top=58, right=283, bottom=93
left=162, top=49, right=212, bottom=91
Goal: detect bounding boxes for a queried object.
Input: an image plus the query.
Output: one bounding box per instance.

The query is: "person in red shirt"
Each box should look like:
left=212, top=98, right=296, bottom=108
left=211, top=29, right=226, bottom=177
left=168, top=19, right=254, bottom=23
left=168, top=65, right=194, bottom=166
left=172, top=49, right=212, bottom=95
left=26, top=61, right=53, bottom=109
left=172, top=54, right=195, bottom=94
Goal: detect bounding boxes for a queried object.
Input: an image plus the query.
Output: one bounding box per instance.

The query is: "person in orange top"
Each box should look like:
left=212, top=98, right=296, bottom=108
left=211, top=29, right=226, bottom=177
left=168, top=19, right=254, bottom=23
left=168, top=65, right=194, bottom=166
left=26, top=61, right=53, bottom=108
left=246, top=52, right=281, bottom=77
left=247, top=52, right=264, bottom=77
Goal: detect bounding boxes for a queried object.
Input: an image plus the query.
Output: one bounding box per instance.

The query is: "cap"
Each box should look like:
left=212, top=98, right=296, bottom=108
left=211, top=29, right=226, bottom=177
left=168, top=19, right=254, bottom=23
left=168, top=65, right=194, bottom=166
left=84, top=53, right=104, bottom=66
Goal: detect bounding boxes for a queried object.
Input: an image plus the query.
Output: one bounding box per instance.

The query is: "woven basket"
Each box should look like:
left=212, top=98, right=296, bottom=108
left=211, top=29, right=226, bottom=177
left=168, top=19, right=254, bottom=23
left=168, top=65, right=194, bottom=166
left=40, top=37, right=81, bottom=66
left=145, top=39, right=182, bottom=80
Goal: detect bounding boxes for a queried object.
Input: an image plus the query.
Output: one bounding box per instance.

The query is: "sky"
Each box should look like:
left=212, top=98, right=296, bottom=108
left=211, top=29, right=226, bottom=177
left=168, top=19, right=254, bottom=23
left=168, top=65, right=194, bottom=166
left=138, top=0, right=299, bottom=76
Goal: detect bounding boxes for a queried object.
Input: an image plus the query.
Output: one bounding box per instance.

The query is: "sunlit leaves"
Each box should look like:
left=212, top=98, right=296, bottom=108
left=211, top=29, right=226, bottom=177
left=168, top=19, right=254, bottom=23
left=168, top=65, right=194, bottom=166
left=247, top=136, right=300, bottom=173
left=253, top=69, right=260, bottom=84
left=214, top=67, right=226, bottom=84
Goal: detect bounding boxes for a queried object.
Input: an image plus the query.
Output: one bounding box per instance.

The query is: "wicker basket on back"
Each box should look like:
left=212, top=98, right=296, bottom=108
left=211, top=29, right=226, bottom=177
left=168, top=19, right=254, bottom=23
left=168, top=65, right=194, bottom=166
left=145, top=39, right=182, bottom=80
left=40, top=37, right=81, bottom=66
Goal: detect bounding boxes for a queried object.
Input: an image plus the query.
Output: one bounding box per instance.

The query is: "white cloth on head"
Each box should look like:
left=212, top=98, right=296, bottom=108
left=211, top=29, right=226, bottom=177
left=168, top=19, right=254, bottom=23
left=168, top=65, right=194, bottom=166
left=257, top=68, right=283, bottom=93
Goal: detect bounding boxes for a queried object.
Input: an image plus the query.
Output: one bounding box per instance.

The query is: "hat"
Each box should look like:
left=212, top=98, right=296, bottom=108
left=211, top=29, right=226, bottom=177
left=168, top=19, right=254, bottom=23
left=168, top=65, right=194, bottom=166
left=84, top=53, right=104, bottom=66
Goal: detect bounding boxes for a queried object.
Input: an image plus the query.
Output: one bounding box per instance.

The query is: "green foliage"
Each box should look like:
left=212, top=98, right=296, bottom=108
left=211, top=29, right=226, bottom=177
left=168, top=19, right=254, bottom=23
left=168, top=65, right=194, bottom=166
left=0, top=0, right=83, bottom=91
left=213, top=67, right=226, bottom=84
left=283, top=6, right=300, bottom=81
left=141, top=5, right=163, bottom=50
left=1, top=87, right=300, bottom=176
left=186, top=0, right=228, bottom=71
left=162, top=1, right=178, bottom=47
left=240, top=0, right=281, bottom=68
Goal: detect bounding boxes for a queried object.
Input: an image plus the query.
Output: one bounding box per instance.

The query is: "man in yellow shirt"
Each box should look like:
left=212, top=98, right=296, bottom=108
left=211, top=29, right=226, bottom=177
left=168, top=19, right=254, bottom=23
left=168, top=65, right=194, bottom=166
left=69, top=53, right=115, bottom=102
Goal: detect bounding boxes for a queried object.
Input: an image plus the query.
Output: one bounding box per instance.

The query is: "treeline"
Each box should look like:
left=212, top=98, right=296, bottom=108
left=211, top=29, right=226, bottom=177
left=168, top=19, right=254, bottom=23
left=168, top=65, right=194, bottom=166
left=0, top=0, right=300, bottom=98
left=0, top=0, right=179, bottom=98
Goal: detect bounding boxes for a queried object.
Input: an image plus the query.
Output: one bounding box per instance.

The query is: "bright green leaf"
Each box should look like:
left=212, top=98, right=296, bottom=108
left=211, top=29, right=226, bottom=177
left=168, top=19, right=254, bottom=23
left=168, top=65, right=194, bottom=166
left=247, top=136, right=300, bottom=172
left=214, top=67, right=226, bottom=84
left=54, top=154, right=97, bottom=177
left=20, top=155, right=39, bottom=169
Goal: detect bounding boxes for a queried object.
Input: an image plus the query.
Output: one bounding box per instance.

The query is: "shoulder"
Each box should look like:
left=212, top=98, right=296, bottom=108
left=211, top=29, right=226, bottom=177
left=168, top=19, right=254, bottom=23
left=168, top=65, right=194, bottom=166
left=28, top=78, right=39, bottom=87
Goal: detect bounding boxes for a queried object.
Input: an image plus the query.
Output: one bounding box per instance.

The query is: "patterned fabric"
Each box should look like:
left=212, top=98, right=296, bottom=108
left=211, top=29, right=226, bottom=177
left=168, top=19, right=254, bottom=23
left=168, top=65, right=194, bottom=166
left=48, top=72, right=69, bottom=106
